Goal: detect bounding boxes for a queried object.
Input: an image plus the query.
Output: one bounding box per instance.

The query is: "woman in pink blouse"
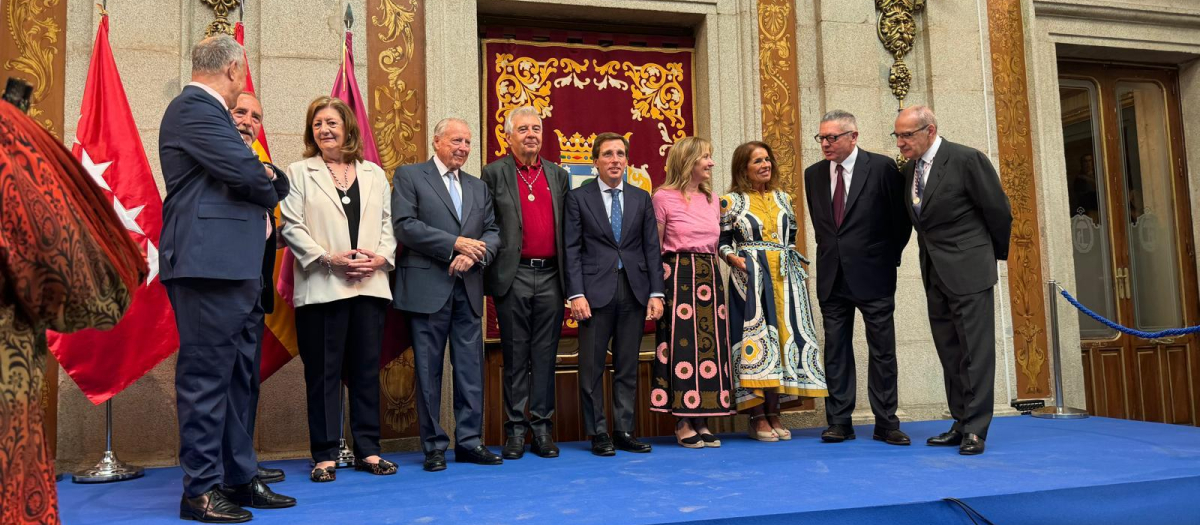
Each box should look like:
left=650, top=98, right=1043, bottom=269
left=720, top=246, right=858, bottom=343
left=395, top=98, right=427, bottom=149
left=649, top=136, right=736, bottom=448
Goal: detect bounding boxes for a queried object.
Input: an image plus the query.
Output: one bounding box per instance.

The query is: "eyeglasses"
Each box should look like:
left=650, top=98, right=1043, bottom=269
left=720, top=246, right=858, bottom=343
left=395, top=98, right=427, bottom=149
left=813, top=130, right=856, bottom=144
left=890, top=125, right=930, bottom=140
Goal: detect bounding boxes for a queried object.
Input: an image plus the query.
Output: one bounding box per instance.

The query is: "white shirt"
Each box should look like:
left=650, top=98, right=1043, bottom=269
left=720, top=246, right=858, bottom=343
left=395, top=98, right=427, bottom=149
left=598, top=178, right=625, bottom=220
left=432, top=154, right=461, bottom=195
left=829, top=146, right=859, bottom=203
left=918, top=136, right=944, bottom=186
left=186, top=81, right=228, bottom=111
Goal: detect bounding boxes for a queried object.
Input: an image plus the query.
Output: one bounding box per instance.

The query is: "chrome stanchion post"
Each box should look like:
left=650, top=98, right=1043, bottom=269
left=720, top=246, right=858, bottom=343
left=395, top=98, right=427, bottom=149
left=1033, top=279, right=1089, bottom=419
left=72, top=400, right=144, bottom=483
left=334, top=385, right=355, bottom=468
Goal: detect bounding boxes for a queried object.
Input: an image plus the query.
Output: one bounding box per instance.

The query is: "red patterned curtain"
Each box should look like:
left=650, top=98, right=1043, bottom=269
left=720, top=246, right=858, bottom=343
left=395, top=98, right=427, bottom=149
left=480, top=36, right=696, bottom=340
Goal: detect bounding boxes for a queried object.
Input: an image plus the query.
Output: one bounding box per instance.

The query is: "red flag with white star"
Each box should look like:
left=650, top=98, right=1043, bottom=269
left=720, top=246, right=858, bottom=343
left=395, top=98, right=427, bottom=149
left=47, top=14, right=179, bottom=404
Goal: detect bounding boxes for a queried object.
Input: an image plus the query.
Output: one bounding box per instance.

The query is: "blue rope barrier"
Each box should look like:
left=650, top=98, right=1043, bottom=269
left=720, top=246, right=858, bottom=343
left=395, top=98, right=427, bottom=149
left=1057, top=286, right=1200, bottom=339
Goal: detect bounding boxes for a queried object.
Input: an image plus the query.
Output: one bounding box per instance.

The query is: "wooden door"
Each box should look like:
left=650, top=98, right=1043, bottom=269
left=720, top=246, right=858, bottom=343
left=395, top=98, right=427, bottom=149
left=1058, top=62, right=1200, bottom=425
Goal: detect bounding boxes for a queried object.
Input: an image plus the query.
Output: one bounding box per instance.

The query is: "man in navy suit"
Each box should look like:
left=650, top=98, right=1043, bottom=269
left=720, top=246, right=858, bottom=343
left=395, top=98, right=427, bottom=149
left=159, top=35, right=293, bottom=522
left=230, top=91, right=288, bottom=485
left=803, top=110, right=911, bottom=446
left=392, top=118, right=502, bottom=472
left=564, top=133, right=665, bottom=456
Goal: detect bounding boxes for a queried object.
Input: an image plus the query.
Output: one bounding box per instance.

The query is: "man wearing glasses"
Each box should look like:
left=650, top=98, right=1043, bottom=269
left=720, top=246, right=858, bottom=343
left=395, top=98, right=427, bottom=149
left=804, top=110, right=912, bottom=446
left=894, top=105, right=1012, bottom=456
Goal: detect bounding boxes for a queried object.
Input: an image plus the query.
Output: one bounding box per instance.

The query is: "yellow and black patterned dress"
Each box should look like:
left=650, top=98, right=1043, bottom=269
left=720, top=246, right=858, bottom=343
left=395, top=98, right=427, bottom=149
left=719, top=190, right=827, bottom=411
left=0, top=101, right=143, bottom=525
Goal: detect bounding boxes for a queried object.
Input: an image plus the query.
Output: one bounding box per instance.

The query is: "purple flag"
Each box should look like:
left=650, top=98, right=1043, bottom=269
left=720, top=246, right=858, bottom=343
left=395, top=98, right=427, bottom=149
left=332, top=31, right=380, bottom=164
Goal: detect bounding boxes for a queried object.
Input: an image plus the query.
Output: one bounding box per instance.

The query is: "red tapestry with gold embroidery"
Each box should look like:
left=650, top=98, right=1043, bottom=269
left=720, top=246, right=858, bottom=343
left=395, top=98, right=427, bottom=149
left=481, top=37, right=696, bottom=341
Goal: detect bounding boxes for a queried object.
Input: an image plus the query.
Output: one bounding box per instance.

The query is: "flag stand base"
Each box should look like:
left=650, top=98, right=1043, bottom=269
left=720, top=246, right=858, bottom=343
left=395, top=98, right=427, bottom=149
left=335, top=439, right=355, bottom=468
left=73, top=450, right=145, bottom=483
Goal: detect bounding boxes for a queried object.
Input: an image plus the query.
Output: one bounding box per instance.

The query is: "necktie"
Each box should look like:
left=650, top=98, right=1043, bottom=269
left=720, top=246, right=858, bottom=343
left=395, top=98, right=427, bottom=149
left=446, top=172, right=462, bottom=219
left=912, top=159, right=927, bottom=215
left=832, top=163, right=846, bottom=229
left=608, top=188, right=623, bottom=269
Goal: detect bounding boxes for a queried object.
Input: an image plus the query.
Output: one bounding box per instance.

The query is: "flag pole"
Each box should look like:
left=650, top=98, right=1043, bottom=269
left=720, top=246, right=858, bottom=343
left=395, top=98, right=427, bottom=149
left=335, top=386, right=355, bottom=468
left=72, top=399, right=144, bottom=483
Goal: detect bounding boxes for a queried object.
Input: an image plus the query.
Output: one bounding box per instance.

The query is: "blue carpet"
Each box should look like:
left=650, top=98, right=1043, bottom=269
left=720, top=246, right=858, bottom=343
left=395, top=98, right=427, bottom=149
left=57, top=417, right=1200, bottom=524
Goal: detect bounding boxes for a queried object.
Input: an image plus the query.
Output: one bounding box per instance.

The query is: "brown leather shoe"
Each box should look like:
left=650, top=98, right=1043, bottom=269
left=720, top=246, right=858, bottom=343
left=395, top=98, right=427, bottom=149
left=959, top=433, right=985, bottom=455
left=872, top=427, right=911, bottom=446
left=180, top=489, right=251, bottom=523
left=821, top=424, right=856, bottom=443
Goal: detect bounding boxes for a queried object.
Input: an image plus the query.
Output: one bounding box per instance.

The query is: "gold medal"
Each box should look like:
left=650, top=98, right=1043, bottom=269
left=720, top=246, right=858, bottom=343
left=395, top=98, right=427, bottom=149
left=912, top=197, right=921, bottom=205
left=528, top=193, right=535, bottom=202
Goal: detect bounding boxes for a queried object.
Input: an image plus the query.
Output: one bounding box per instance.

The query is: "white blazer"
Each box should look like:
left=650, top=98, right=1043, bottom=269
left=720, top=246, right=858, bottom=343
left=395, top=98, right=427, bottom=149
left=280, top=156, right=397, bottom=307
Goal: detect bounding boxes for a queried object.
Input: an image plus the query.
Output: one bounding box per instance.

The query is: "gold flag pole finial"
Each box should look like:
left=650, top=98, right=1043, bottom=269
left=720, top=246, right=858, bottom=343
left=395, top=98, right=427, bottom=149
left=202, top=0, right=241, bottom=37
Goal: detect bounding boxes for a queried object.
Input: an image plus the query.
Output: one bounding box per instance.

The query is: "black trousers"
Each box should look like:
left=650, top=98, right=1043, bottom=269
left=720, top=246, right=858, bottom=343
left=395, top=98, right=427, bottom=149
left=407, top=279, right=485, bottom=454
left=820, top=269, right=900, bottom=429
left=167, top=277, right=261, bottom=497
left=495, top=265, right=564, bottom=438
left=577, top=269, right=643, bottom=436
left=295, top=296, right=388, bottom=462
left=924, top=259, right=996, bottom=439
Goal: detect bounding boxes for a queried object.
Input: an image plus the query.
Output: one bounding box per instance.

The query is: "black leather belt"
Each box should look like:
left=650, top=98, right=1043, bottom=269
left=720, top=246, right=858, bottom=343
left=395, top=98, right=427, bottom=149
left=519, top=257, right=556, bottom=269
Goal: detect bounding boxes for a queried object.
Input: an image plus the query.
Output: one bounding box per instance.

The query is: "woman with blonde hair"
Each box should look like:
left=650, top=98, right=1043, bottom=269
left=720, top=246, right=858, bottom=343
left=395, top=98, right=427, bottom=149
left=720, top=141, right=827, bottom=442
left=649, top=136, right=736, bottom=448
left=280, top=96, right=398, bottom=481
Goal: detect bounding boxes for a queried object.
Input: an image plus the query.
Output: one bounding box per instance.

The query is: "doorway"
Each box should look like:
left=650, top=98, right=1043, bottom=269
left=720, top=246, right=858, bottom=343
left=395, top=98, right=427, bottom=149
left=1058, top=61, right=1200, bottom=425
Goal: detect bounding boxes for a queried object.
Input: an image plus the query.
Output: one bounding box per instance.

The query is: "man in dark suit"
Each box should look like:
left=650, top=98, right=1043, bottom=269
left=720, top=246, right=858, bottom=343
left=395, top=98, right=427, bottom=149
left=392, top=117, right=502, bottom=472
left=804, top=110, right=912, bottom=446
left=894, top=105, right=1012, bottom=456
left=481, top=107, right=570, bottom=460
left=159, top=35, right=294, bottom=523
left=564, top=133, right=665, bottom=457
left=230, top=91, right=287, bottom=484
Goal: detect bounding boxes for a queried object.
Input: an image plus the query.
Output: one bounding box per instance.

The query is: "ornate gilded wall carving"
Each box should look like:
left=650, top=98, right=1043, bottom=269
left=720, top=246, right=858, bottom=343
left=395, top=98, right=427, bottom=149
left=757, top=0, right=805, bottom=225
left=370, top=0, right=426, bottom=177
left=876, top=0, right=926, bottom=108
left=369, top=0, right=426, bottom=438
left=987, top=0, right=1051, bottom=397
left=201, top=0, right=240, bottom=37
left=2, top=0, right=65, bottom=137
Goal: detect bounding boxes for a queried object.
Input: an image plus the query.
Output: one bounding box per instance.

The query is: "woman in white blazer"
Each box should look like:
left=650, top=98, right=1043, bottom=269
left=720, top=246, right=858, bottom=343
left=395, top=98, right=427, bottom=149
left=280, top=96, right=397, bottom=482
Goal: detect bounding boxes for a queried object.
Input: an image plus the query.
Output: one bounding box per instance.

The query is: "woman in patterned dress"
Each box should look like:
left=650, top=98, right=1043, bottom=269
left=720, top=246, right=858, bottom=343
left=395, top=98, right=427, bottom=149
left=719, top=141, right=828, bottom=442
left=650, top=137, right=736, bottom=448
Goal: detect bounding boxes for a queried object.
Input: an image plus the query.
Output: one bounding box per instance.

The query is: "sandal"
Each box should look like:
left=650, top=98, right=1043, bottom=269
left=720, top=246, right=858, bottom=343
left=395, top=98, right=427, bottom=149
left=310, top=465, right=336, bottom=483
left=354, top=457, right=398, bottom=475
left=765, top=412, right=792, bottom=441
left=747, top=414, right=779, bottom=442
left=676, top=419, right=704, bottom=449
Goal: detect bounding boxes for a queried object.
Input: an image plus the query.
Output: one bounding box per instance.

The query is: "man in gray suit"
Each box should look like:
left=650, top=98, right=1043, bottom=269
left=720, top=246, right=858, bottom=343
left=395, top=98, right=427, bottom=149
left=895, top=105, right=1012, bottom=456
left=392, top=118, right=502, bottom=471
left=481, top=107, right=570, bottom=460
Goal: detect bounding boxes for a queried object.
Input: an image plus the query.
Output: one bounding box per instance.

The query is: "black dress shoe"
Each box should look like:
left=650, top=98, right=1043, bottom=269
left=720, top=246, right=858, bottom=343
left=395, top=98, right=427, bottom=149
left=531, top=435, right=560, bottom=458
left=257, top=465, right=285, bottom=484
left=180, top=489, right=251, bottom=523
left=959, top=433, right=985, bottom=455
left=926, top=430, right=964, bottom=447
left=613, top=431, right=652, bottom=453
left=872, top=427, right=911, bottom=446
left=454, top=444, right=503, bottom=465
left=423, top=450, right=446, bottom=472
left=226, top=477, right=296, bottom=509
left=591, top=433, right=616, bottom=457
left=502, top=436, right=525, bottom=460
left=821, top=424, right=856, bottom=443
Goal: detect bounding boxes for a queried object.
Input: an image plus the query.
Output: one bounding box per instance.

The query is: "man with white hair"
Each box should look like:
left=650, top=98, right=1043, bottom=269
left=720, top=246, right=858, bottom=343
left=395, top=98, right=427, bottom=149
left=392, top=118, right=502, bottom=472
left=481, top=107, right=570, bottom=460
left=159, top=35, right=294, bottom=522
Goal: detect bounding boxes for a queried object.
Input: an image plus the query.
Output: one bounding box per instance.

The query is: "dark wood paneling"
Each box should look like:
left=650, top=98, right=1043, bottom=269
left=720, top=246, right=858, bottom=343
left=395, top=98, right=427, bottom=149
left=1099, top=350, right=1127, bottom=419
left=1081, top=349, right=1095, bottom=413
left=1135, top=348, right=1163, bottom=422
left=1165, top=346, right=1193, bottom=425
